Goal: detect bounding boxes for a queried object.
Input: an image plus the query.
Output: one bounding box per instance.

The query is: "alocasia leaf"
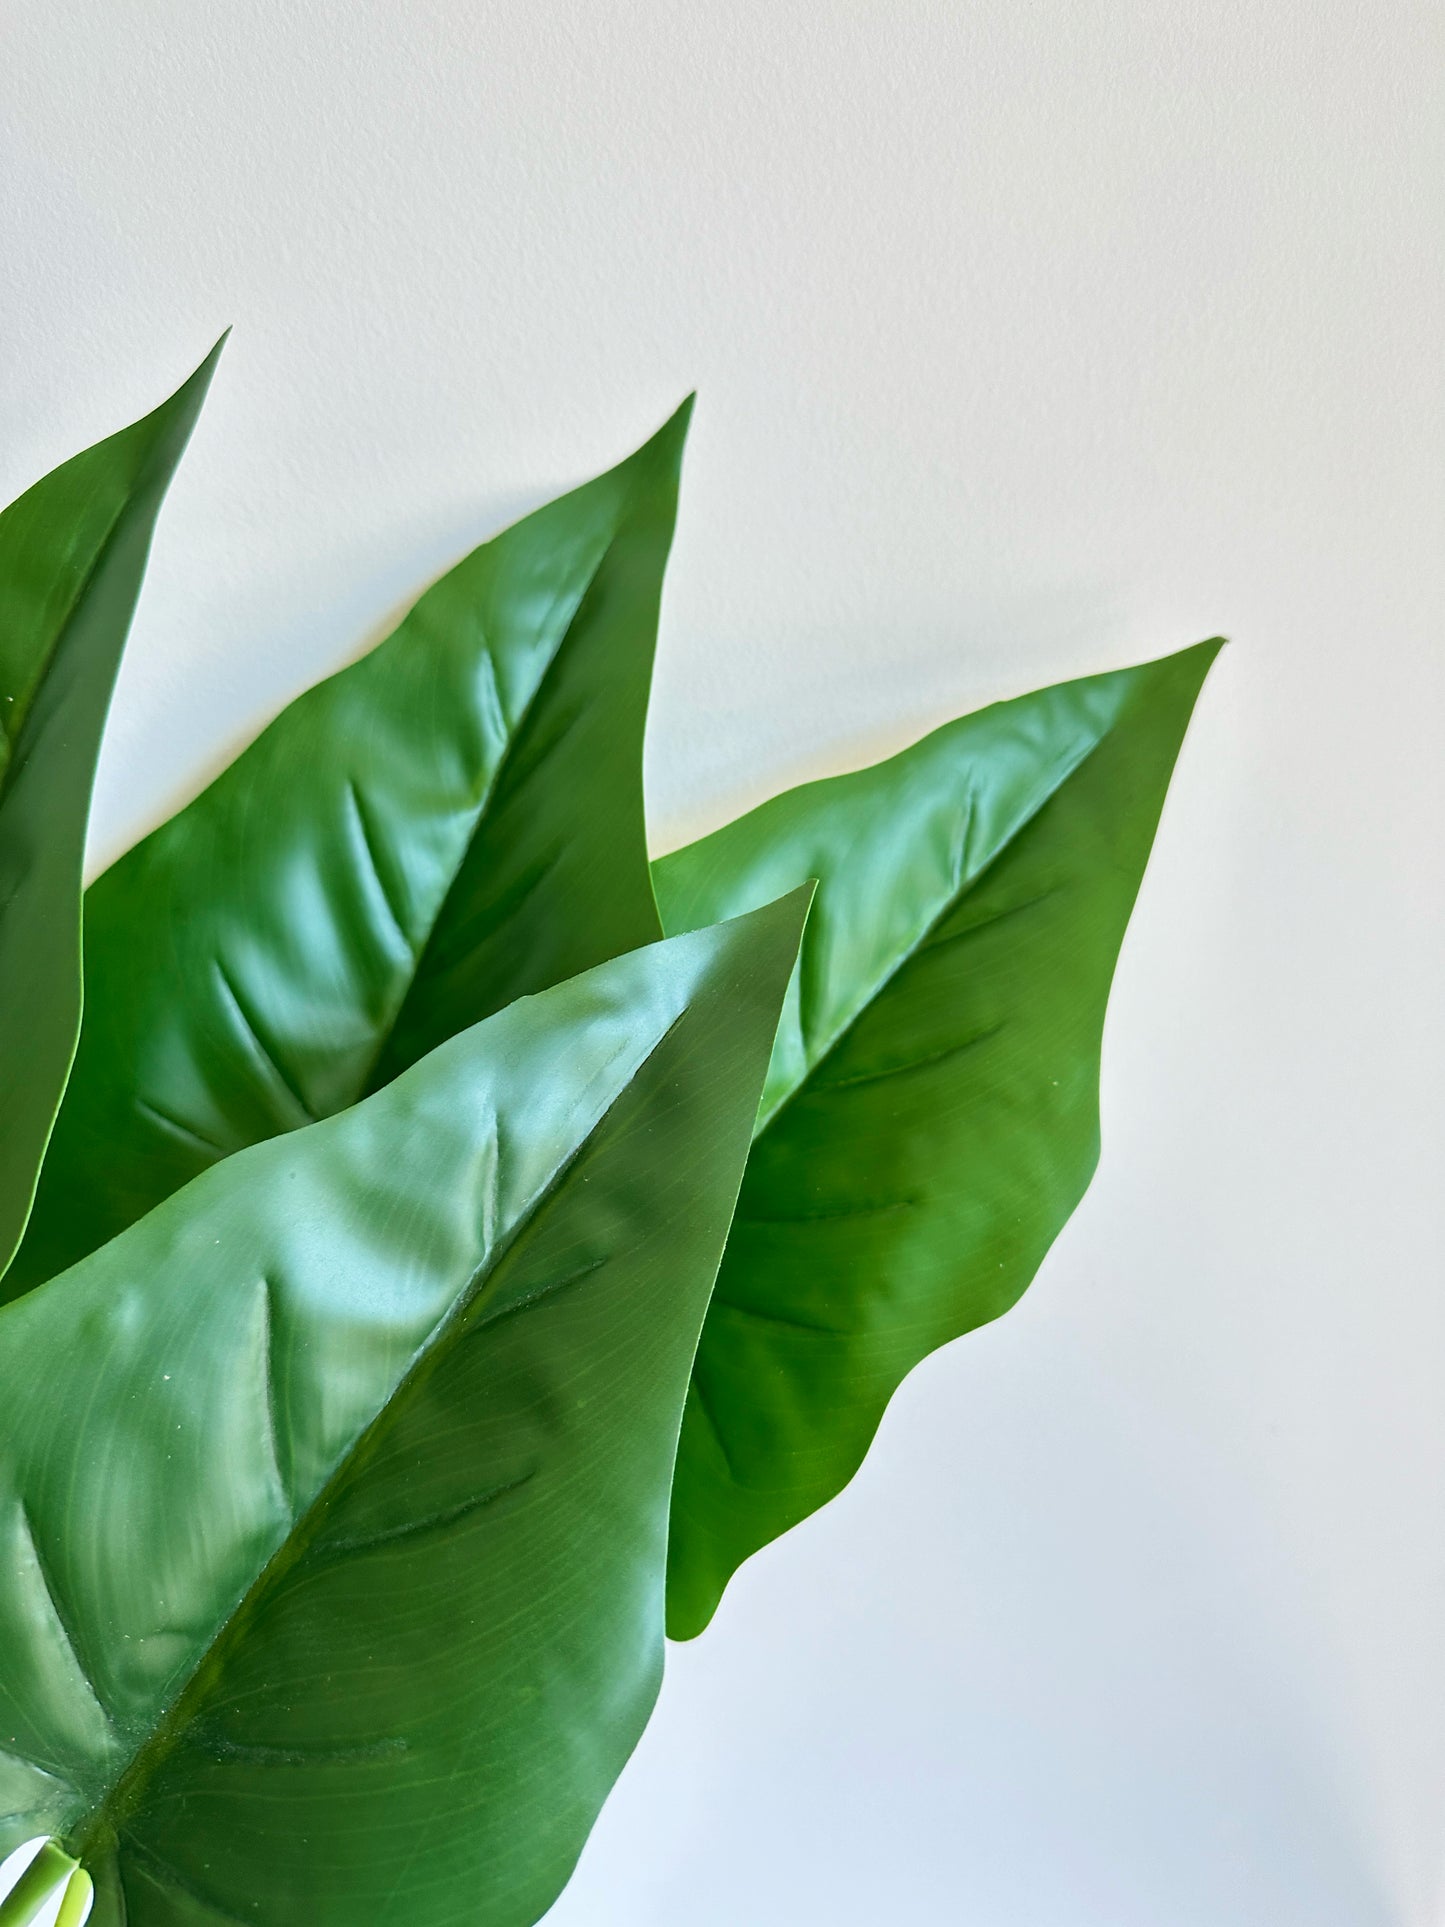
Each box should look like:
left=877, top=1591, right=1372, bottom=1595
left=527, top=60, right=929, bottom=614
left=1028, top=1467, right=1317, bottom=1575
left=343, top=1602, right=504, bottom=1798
left=6, top=399, right=692, bottom=1301
left=658, top=640, right=1220, bottom=1636
left=0, top=345, right=221, bottom=1283
left=0, top=889, right=808, bottom=1927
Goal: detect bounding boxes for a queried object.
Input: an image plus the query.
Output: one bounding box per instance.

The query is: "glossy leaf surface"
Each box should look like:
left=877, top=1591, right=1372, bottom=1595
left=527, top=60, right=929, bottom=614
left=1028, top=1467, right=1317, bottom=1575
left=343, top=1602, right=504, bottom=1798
left=0, top=892, right=806, bottom=1927
left=0, top=348, right=220, bottom=1282
left=7, top=402, right=691, bottom=1300
left=659, top=641, right=1220, bottom=1636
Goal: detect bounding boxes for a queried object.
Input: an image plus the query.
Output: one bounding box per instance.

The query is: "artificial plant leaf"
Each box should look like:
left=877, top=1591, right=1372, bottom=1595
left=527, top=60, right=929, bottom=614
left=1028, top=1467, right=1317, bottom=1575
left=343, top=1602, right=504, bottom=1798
left=658, top=640, right=1220, bottom=1637
left=0, top=889, right=807, bottom=1927
left=0, top=345, right=221, bottom=1283
left=6, top=400, right=692, bottom=1302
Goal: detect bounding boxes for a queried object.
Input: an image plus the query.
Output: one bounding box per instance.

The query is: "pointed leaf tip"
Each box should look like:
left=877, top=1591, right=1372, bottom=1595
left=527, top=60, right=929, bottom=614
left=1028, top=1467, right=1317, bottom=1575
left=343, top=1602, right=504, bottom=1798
left=150, top=334, right=227, bottom=437
left=9, top=368, right=691, bottom=1294
left=621, top=392, right=695, bottom=485
left=0, top=337, right=222, bottom=1290
left=662, top=640, right=1220, bottom=1634
left=1162, top=633, right=1225, bottom=677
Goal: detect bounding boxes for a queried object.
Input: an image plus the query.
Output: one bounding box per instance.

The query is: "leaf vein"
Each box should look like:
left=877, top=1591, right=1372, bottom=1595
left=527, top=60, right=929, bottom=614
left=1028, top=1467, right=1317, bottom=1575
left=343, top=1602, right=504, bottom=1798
left=470, top=1255, right=610, bottom=1336
left=811, top=1023, right=1005, bottom=1092
left=0, top=1750, right=74, bottom=1790
left=380, top=527, right=628, bottom=1051
left=687, top=1374, right=740, bottom=1484
left=133, top=1097, right=228, bottom=1159
left=254, top=1276, right=291, bottom=1520
left=711, top=1299, right=849, bottom=1339
left=123, top=1840, right=260, bottom=1927
left=18, top=1503, right=116, bottom=1736
left=65, top=996, right=687, bottom=1860
left=186, top=1734, right=409, bottom=1769
left=734, top=1197, right=916, bottom=1226
left=916, top=888, right=1060, bottom=954
left=343, top=776, right=415, bottom=960
left=210, top=960, right=316, bottom=1128
left=311, top=1473, right=538, bottom=1562
left=758, top=727, right=1108, bottom=1135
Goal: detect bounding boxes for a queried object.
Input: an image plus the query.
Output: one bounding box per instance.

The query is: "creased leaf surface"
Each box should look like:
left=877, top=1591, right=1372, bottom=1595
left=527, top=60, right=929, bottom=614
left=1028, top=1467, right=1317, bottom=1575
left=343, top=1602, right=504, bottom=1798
left=8, top=401, right=691, bottom=1300
left=0, top=892, right=806, bottom=1926
left=658, top=641, right=1220, bottom=1636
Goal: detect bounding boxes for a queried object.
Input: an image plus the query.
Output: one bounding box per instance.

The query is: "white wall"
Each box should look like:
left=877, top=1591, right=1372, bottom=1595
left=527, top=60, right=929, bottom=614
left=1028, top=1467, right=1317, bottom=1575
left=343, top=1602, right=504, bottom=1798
left=2, top=2, right=1441, bottom=1920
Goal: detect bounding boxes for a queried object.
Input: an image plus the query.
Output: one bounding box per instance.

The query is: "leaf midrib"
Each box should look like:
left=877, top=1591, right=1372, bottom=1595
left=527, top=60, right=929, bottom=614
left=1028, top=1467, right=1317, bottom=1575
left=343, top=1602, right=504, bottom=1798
left=750, top=703, right=1124, bottom=1144
left=350, top=511, right=637, bottom=1103
left=106, top=513, right=626, bottom=1143
left=0, top=485, right=134, bottom=794
left=67, top=1007, right=683, bottom=1861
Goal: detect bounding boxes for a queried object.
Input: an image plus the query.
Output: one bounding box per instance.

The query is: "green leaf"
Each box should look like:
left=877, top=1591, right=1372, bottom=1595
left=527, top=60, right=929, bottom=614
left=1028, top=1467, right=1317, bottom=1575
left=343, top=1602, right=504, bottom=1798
left=0, top=889, right=808, bottom=1927
left=0, top=346, right=221, bottom=1283
left=658, top=640, right=1220, bottom=1637
left=6, top=400, right=691, bottom=1302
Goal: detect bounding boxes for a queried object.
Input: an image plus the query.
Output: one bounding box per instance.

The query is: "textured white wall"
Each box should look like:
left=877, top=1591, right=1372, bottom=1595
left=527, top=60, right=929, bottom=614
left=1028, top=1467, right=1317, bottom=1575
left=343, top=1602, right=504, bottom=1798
left=2, top=2, right=1442, bottom=1921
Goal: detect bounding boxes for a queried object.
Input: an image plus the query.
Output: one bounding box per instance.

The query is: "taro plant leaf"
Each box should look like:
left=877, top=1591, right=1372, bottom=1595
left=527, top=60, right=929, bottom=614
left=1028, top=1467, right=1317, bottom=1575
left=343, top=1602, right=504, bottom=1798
left=0, top=345, right=221, bottom=1283
left=658, top=640, right=1220, bottom=1637
left=6, top=400, right=692, bottom=1302
left=0, top=889, right=807, bottom=1927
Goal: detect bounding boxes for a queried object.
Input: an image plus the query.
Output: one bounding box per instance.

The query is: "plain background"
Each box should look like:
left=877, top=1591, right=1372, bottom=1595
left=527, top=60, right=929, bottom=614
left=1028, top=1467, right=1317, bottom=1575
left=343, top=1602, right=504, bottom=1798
left=2, top=2, right=1442, bottom=1921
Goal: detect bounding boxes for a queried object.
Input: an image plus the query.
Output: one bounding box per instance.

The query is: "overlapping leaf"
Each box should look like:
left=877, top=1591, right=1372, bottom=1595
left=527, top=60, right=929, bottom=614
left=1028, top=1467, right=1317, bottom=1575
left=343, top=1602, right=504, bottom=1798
left=7, top=400, right=691, bottom=1300
left=659, top=641, right=1220, bottom=1636
left=0, top=347, right=220, bottom=1282
left=0, top=891, right=806, bottom=1927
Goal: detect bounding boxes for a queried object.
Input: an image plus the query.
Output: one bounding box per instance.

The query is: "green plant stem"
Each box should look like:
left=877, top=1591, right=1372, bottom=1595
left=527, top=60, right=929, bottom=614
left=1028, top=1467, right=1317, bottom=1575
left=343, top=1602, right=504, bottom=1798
left=0, top=1843, right=79, bottom=1927
left=53, top=1870, right=93, bottom=1927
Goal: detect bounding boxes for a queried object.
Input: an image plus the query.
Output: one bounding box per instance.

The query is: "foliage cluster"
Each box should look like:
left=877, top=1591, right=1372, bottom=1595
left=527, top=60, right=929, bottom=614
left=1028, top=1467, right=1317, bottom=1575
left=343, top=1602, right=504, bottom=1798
left=0, top=346, right=1215, bottom=1926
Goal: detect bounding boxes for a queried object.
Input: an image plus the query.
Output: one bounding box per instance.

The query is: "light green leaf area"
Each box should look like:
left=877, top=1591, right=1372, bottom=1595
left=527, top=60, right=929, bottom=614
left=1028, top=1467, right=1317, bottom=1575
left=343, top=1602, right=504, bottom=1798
left=657, top=641, right=1220, bottom=1637
left=0, top=892, right=806, bottom=1927
left=7, top=400, right=692, bottom=1302
left=0, top=346, right=221, bottom=1283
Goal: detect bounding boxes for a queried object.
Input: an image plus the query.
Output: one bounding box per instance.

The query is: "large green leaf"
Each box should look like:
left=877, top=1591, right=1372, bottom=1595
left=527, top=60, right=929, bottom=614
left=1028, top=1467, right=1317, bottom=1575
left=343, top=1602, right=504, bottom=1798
left=658, top=640, right=1220, bottom=1637
left=0, top=890, right=807, bottom=1927
left=0, top=346, right=221, bottom=1283
left=6, top=401, right=692, bottom=1302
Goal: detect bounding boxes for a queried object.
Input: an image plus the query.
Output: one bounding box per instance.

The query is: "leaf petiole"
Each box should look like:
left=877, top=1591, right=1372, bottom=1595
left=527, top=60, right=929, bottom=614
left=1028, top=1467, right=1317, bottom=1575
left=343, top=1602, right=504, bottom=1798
left=0, top=1843, right=80, bottom=1927
left=54, top=1869, right=93, bottom=1927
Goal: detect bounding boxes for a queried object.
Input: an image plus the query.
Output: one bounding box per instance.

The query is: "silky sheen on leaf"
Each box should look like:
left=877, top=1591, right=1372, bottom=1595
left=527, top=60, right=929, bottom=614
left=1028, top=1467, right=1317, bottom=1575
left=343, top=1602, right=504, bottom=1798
left=658, top=641, right=1220, bottom=1637
left=0, top=890, right=807, bottom=1927
left=7, top=399, right=691, bottom=1301
left=0, top=344, right=220, bottom=1283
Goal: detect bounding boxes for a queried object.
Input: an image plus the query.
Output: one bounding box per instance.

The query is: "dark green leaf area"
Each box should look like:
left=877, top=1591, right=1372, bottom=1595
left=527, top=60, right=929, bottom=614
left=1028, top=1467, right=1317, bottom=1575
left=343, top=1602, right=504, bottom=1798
left=7, top=399, right=691, bottom=1303
left=661, top=642, right=1220, bottom=1637
left=0, top=891, right=806, bottom=1927
left=0, top=345, right=221, bottom=1283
